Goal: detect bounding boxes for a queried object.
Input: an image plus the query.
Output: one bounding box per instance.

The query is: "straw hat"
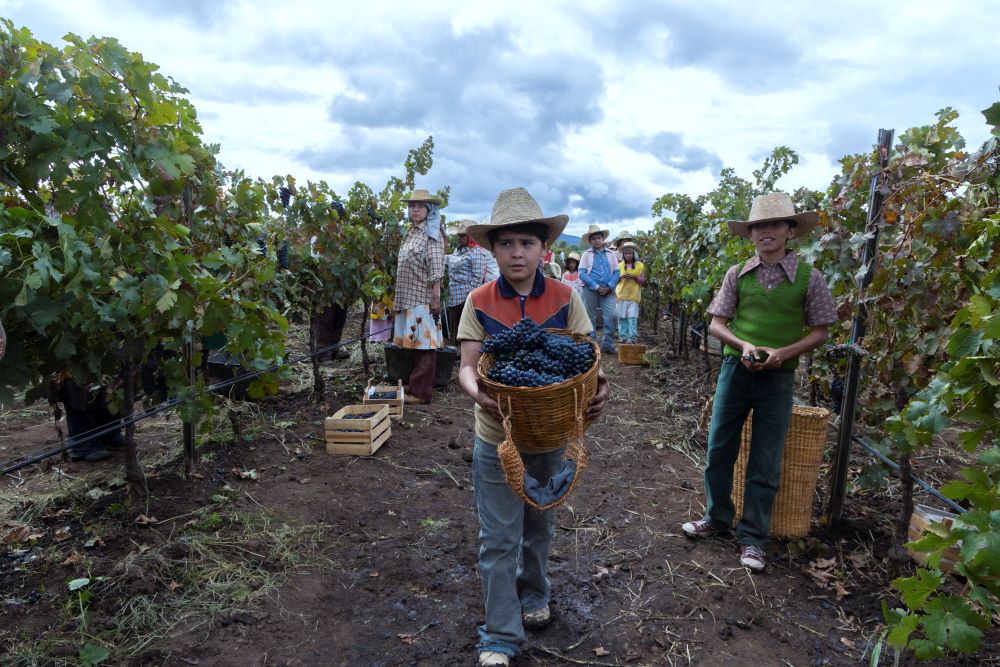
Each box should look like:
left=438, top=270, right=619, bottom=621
left=466, top=188, right=568, bottom=250
left=566, top=252, right=581, bottom=263
left=613, top=230, right=635, bottom=246
left=581, top=224, right=610, bottom=244
left=619, top=242, right=638, bottom=253
left=451, top=220, right=476, bottom=235
left=727, top=192, right=818, bottom=239
left=402, top=188, right=443, bottom=206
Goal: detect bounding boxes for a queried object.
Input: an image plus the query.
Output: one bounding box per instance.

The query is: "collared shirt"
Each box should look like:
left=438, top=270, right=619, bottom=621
left=394, top=222, right=445, bottom=311
left=579, top=246, right=620, bottom=291
left=457, top=271, right=593, bottom=445
left=446, top=246, right=491, bottom=307
left=707, top=251, right=838, bottom=327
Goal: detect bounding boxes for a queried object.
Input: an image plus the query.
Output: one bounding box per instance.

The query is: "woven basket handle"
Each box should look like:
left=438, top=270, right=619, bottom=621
left=496, top=389, right=589, bottom=511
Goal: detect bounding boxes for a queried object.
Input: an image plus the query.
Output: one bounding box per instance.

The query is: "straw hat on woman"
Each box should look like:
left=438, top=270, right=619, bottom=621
left=392, top=189, right=446, bottom=404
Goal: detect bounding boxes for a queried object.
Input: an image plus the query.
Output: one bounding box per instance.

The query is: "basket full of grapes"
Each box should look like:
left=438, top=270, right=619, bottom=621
left=477, top=318, right=601, bottom=451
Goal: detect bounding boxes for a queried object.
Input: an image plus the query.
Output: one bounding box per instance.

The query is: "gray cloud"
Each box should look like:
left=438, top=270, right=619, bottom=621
left=192, top=81, right=321, bottom=107
left=625, top=132, right=723, bottom=174
left=598, top=3, right=805, bottom=91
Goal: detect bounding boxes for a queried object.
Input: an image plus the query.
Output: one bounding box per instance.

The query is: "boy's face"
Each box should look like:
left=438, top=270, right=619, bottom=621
left=588, top=233, right=604, bottom=250
left=492, top=230, right=546, bottom=283
left=748, top=219, right=795, bottom=254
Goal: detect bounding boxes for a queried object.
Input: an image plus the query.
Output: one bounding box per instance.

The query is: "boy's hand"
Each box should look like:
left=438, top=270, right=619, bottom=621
left=475, top=380, right=502, bottom=421
left=755, top=347, right=784, bottom=370
left=585, top=372, right=611, bottom=419
left=740, top=343, right=761, bottom=370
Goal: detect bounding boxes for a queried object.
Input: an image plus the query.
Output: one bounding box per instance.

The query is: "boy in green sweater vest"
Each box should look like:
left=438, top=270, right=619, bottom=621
left=681, top=193, right=838, bottom=571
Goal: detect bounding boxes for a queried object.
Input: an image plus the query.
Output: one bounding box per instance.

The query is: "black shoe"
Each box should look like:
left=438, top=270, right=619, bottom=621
left=69, top=448, right=113, bottom=462
left=334, top=348, right=350, bottom=360
left=104, top=432, right=126, bottom=450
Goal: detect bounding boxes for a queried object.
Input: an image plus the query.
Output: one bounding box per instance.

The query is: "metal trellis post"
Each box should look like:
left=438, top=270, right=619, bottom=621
left=825, top=128, right=894, bottom=529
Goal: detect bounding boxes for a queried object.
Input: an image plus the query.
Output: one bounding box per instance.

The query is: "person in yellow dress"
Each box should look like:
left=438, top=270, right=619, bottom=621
left=615, top=243, right=644, bottom=343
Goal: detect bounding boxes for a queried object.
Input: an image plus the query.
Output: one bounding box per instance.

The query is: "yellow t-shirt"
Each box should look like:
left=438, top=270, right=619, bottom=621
left=615, top=260, right=644, bottom=303
left=457, top=286, right=593, bottom=446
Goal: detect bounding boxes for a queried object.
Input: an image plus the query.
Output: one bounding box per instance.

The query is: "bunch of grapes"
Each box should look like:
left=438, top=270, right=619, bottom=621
left=277, top=239, right=289, bottom=269
left=279, top=186, right=292, bottom=208
left=331, top=199, right=346, bottom=218
left=483, top=318, right=596, bottom=388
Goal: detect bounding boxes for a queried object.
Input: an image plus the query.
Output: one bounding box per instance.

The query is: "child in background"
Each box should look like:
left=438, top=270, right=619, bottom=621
left=615, top=243, right=644, bottom=344
left=369, top=293, right=394, bottom=342
left=561, top=253, right=583, bottom=294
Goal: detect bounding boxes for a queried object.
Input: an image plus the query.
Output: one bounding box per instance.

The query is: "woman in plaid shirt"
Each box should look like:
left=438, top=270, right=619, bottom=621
left=392, top=189, right=446, bottom=404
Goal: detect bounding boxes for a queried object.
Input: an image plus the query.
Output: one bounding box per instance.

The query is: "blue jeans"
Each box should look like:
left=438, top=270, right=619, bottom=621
left=581, top=288, right=617, bottom=349
left=704, top=357, right=795, bottom=546
left=472, top=436, right=564, bottom=657
left=617, top=317, right=637, bottom=342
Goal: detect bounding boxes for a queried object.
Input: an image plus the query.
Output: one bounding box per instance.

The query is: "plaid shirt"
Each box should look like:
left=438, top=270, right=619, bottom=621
left=394, top=222, right=445, bottom=311
left=707, top=251, right=838, bottom=327
left=446, top=246, right=491, bottom=307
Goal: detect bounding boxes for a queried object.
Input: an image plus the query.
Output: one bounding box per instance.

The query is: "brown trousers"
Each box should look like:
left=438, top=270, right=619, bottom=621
left=409, top=349, right=436, bottom=401
left=447, top=304, right=465, bottom=345
left=310, top=304, right=347, bottom=360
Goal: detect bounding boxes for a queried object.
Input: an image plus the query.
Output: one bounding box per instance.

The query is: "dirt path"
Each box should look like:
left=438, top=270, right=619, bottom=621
left=2, top=337, right=993, bottom=666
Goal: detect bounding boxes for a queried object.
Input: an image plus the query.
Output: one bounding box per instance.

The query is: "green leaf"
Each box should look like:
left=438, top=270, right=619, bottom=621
left=155, top=290, right=177, bottom=313
left=983, top=102, right=1000, bottom=130
left=922, top=595, right=990, bottom=654
left=79, top=643, right=109, bottom=666
left=886, top=610, right=920, bottom=649
left=959, top=531, right=1000, bottom=576
left=893, top=568, right=943, bottom=610
left=947, top=327, right=983, bottom=358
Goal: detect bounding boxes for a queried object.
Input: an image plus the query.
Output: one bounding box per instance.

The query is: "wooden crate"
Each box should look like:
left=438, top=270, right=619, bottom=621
left=362, top=379, right=404, bottom=419
left=324, top=404, right=392, bottom=456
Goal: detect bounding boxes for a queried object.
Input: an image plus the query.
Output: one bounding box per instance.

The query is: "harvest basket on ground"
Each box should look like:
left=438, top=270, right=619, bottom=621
left=324, top=404, right=392, bottom=456
left=728, top=404, right=829, bottom=537
left=477, top=330, right=601, bottom=510
left=618, top=343, right=647, bottom=365
left=362, top=379, right=404, bottom=419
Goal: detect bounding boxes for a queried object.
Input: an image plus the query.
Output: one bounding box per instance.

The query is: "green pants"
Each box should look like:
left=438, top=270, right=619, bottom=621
left=704, top=357, right=795, bottom=546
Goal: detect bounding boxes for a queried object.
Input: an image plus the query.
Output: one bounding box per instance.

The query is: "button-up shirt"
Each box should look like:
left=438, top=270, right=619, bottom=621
left=579, top=247, right=620, bottom=291
left=707, top=251, right=838, bottom=327
left=394, top=222, right=445, bottom=312
left=446, top=246, right=491, bottom=307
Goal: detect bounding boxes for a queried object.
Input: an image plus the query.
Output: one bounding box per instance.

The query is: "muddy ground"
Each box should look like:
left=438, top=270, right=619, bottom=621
left=1, top=323, right=996, bottom=666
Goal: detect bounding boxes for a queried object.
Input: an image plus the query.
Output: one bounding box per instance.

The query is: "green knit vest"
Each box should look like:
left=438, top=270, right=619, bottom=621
left=722, top=259, right=812, bottom=370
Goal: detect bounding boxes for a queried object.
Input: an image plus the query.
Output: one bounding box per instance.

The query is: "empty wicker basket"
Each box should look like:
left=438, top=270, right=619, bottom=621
left=617, top=343, right=647, bottom=365
left=730, top=405, right=830, bottom=538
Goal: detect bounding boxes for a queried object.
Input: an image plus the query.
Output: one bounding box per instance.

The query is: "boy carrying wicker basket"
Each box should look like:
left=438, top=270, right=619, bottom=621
left=458, top=188, right=611, bottom=667
left=681, top=192, right=838, bottom=572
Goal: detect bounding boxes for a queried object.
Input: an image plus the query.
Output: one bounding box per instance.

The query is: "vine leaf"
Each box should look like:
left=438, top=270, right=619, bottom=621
left=922, top=595, right=990, bottom=654
left=893, top=568, right=942, bottom=610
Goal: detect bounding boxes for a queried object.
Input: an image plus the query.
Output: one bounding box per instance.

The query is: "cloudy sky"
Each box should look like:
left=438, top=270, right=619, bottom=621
left=3, top=0, right=998, bottom=236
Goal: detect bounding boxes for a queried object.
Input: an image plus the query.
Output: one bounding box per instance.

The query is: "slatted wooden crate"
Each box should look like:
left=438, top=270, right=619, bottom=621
left=362, top=379, right=404, bottom=419
left=907, top=504, right=960, bottom=572
left=324, top=404, right=392, bottom=456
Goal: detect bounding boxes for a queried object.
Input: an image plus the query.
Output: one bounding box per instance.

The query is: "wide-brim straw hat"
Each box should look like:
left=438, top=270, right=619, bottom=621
left=613, top=230, right=635, bottom=246
left=466, top=188, right=568, bottom=250
left=727, top=192, right=819, bottom=239
left=566, top=252, right=581, bottom=263
left=581, top=224, right=610, bottom=244
left=403, top=188, right=443, bottom=206
left=619, top=242, right=638, bottom=252
left=452, top=220, right=476, bottom=235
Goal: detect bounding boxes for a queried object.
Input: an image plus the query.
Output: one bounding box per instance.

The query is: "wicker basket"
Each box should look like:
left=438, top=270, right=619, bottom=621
left=730, top=405, right=830, bottom=538
left=477, top=330, right=601, bottom=454
left=618, top=343, right=647, bottom=365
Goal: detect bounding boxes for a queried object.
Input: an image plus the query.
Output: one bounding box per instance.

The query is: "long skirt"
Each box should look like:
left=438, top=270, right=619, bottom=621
left=392, top=305, right=442, bottom=400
